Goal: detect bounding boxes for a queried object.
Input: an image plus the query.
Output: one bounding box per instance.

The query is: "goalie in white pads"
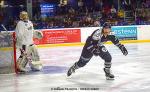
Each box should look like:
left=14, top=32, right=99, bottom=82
left=15, top=11, right=43, bottom=73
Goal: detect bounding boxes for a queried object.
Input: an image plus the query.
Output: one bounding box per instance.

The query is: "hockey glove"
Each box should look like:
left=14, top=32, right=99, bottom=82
left=119, top=45, right=128, bottom=56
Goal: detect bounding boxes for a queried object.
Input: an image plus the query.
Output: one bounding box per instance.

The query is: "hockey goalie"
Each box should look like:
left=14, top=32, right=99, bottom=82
left=15, top=11, right=43, bottom=73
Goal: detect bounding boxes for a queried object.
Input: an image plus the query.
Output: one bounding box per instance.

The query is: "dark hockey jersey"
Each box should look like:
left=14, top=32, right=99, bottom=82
left=82, top=28, right=128, bottom=56
left=84, top=30, right=120, bottom=50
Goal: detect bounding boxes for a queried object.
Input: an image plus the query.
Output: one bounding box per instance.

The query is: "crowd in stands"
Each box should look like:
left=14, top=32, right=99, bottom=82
left=0, top=0, right=150, bottom=30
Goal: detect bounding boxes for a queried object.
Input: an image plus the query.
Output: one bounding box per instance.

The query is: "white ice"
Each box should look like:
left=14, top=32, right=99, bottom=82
left=0, top=43, right=150, bottom=92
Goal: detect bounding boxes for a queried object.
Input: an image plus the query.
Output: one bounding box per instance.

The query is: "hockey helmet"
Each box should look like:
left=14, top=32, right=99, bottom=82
left=19, top=11, right=29, bottom=20
left=102, top=23, right=111, bottom=29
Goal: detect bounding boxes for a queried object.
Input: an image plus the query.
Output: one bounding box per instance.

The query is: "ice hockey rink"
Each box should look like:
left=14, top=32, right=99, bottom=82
left=0, top=43, right=150, bottom=92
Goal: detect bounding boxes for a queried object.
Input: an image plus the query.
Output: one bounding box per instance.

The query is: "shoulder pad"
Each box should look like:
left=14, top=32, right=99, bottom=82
left=91, top=29, right=102, bottom=40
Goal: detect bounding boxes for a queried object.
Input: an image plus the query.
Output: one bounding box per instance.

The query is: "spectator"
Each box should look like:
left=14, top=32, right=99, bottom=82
left=117, top=9, right=124, bottom=19
left=78, top=0, right=83, bottom=12
left=72, top=21, right=79, bottom=27
left=117, top=19, right=128, bottom=26
left=94, top=0, right=102, bottom=12
left=102, top=5, right=111, bottom=19
left=93, top=19, right=100, bottom=27
left=68, top=7, right=75, bottom=14
left=110, top=5, right=117, bottom=18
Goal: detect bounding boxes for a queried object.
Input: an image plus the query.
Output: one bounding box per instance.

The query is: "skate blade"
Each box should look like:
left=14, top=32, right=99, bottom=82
left=17, top=71, right=28, bottom=74
left=17, top=69, right=29, bottom=74
left=106, top=77, right=114, bottom=80
left=18, top=72, right=26, bottom=74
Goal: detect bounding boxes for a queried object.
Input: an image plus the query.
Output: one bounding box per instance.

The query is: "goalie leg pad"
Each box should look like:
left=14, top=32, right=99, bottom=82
left=27, top=45, right=43, bottom=71
left=30, top=61, right=43, bottom=71
left=27, top=45, right=40, bottom=61
left=17, top=55, right=28, bottom=72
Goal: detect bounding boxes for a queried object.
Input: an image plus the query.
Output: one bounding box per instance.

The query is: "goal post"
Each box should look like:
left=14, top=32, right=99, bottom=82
left=12, top=32, right=17, bottom=74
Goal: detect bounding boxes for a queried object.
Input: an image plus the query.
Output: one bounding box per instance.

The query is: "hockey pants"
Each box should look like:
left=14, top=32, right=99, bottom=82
left=76, top=46, right=112, bottom=68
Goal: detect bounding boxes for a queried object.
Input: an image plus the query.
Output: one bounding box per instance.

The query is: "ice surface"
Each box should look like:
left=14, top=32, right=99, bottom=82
left=0, top=43, right=150, bottom=92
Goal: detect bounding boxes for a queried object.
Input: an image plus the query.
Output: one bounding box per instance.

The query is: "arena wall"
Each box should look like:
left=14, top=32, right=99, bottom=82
left=36, top=25, right=150, bottom=46
left=0, top=25, right=150, bottom=74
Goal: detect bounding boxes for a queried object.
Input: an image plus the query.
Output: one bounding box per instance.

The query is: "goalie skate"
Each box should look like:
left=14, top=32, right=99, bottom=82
left=30, top=61, right=43, bottom=71
left=17, top=69, right=28, bottom=74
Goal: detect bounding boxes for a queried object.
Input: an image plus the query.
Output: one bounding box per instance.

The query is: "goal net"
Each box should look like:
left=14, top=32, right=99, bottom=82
left=0, top=32, right=17, bottom=74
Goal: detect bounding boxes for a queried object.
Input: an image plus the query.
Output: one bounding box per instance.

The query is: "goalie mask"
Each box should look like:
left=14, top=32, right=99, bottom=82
left=20, top=11, right=29, bottom=21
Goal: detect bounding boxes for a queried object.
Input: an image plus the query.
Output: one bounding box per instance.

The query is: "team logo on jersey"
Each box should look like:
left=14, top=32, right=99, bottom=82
left=102, top=47, right=107, bottom=52
left=28, top=26, right=32, bottom=30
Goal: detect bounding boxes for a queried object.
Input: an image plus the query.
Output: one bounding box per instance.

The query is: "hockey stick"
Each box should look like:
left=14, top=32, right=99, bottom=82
left=1, top=24, right=8, bottom=32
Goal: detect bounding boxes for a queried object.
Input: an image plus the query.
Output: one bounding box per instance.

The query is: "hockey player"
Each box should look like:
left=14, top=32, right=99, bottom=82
left=15, top=11, right=43, bottom=73
left=67, top=23, right=128, bottom=80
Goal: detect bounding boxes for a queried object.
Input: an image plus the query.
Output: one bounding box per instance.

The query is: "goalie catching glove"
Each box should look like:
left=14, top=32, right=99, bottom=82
left=33, top=31, right=43, bottom=39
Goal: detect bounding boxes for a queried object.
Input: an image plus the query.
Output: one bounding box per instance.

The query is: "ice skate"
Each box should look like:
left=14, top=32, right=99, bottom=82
left=103, top=68, right=114, bottom=80
left=67, top=63, right=78, bottom=76
left=17, top=63, right=28, bottom=73
left=17, top=67, right=28, bottom=73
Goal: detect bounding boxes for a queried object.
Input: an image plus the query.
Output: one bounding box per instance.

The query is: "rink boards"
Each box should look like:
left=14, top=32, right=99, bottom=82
left=0, top=25, right=150, bottom=74
left=35, top=25, right=150, bottom=47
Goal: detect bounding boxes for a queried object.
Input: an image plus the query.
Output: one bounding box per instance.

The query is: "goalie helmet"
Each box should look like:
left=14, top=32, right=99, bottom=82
left=19, top=11, right=29, bottom=20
